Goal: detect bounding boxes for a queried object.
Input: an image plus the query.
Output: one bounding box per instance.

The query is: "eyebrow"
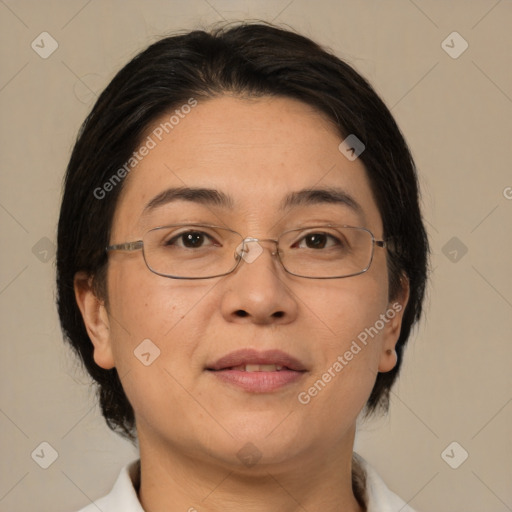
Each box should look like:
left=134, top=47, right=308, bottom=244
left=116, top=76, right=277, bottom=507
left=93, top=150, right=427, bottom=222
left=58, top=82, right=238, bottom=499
left=281, top=187, right=362, bottom=214
left=142, top=186, right=362, bottom=216
left=143, top=187, right=234, bottom=213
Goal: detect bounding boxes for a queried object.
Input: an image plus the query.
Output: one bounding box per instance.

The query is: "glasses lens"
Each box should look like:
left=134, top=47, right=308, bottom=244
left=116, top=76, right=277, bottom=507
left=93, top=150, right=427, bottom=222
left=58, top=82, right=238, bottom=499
left=279, top=226, right=374, bottom=278
left=141, top=224, right=375, bottom=279
left=143, top=225, right=242, bottom=278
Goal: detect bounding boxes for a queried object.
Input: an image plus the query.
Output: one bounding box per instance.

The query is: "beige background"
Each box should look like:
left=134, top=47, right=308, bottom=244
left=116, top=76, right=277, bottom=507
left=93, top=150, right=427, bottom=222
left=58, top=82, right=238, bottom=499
left=1, top=1, right=511, bottom=511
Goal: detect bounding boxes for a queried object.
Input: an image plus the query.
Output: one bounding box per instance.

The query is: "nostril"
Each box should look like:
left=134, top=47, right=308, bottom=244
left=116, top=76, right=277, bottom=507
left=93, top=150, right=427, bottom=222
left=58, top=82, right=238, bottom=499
left=272, top=311, right=285, bottom=318
left=235, top=310, right=248, bottom=317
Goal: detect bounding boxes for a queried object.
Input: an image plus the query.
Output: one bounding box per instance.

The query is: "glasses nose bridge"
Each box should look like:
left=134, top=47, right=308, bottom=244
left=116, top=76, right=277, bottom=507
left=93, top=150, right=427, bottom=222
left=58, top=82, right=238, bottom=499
left=244, top=235, right=278, bottom=246
left=235, top=236, right=281, bottom=266
left=243, top=236, right=280, bottom=254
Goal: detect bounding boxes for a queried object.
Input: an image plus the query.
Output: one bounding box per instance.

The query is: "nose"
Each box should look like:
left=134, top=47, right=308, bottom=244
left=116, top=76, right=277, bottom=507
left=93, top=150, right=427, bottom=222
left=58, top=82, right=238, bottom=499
left=220, top=239, right=298, bottom=325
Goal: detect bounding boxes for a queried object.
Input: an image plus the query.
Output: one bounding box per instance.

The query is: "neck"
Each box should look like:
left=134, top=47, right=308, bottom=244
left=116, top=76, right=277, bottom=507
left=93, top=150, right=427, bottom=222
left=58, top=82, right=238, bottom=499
left=136, top=430, right=365, bottom=512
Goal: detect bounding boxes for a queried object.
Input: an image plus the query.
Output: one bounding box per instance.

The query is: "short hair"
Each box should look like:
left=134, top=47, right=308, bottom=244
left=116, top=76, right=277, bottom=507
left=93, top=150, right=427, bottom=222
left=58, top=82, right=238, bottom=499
left=57, top=22, right=429, bottom=441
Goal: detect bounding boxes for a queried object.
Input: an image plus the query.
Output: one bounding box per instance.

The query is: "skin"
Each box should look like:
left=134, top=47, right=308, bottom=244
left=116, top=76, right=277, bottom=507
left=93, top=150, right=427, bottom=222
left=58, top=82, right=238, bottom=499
left=75, top=95, right=409, bottom=512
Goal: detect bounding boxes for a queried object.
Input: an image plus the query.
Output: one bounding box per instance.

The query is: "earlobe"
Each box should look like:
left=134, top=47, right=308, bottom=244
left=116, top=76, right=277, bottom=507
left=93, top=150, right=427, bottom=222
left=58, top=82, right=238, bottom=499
left=378, top=274, right=410, bottom=373
left=74, top=271, right=115, bottom=370
left=378, top=348, right=398, bottom=373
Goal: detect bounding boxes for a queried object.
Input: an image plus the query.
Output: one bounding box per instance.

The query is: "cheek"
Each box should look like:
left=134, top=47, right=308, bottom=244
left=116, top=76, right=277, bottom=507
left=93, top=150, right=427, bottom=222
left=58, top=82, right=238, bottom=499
left=296, top=269, right=389, bottom=402
left=109, top=259, right=191, bottom=328
left=104, top=265, right=215, bottom=426
left=105, top=262, right=214, bottom=368
left=296, top=309, right=387, bottom=430
left=305, top=266, right=389, bottom=345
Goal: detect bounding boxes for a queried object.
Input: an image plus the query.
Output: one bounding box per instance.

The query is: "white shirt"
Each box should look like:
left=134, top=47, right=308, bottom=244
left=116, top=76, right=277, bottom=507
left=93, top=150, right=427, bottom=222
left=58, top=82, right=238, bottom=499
left=75, top=456, right=419, bottom=512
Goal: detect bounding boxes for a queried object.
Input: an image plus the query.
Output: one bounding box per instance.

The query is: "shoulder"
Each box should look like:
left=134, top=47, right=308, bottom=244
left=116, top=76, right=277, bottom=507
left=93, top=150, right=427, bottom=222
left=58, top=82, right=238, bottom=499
left=355, top=453, right=421, bottom=512
left=73, top=460, right=143, bottom=512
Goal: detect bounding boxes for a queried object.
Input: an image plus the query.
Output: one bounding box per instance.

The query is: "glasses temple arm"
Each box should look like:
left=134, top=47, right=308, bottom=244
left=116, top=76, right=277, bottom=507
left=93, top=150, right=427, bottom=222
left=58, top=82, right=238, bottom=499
left=106, top=240, right=143, bottom=252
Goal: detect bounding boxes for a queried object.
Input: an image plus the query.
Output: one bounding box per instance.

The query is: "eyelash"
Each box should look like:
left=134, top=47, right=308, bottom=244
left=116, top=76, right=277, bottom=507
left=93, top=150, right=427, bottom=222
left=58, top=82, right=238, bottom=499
left=162, top=229, right=346, bottom=250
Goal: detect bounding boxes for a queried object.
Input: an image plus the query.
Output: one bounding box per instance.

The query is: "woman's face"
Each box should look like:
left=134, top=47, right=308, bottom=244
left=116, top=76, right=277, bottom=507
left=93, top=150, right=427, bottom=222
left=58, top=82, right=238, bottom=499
left=79, top=95, right=407, bottom=471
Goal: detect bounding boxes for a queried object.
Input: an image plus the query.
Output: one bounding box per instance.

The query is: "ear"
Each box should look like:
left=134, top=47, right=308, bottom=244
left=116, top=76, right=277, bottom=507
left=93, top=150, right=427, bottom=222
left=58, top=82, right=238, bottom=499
left=378, top=274, right=410, bottom=373
left=74, top=271, right=115, bottom=370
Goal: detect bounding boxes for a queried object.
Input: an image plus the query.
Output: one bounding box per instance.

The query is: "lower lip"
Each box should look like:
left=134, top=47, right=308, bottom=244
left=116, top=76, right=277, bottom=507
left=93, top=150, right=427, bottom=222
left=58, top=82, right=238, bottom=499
left=208, top=369, right=305, bottom=393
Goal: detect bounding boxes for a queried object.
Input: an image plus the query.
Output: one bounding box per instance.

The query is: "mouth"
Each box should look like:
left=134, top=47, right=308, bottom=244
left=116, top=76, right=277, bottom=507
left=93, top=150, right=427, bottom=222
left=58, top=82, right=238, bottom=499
left=225, top=364, right=288, bottom=372
left=206, top=349, right=307, bottom=393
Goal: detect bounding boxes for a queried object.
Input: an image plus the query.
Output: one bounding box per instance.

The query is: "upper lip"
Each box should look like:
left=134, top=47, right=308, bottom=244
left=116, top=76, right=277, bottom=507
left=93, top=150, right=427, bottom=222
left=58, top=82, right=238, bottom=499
left=207, top=349, right=307, bottom=371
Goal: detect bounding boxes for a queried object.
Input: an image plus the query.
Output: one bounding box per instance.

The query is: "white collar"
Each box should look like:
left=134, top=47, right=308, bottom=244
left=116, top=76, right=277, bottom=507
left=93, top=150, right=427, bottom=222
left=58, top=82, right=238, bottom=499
left=355, top=454, right=419, bottom=512
left=76, top=455, right=419, bottom=512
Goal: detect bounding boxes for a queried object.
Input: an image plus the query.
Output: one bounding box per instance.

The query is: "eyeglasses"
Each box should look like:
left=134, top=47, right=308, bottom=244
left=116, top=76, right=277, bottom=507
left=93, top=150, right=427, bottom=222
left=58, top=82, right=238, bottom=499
left=106, top=224, right=386, bottom=280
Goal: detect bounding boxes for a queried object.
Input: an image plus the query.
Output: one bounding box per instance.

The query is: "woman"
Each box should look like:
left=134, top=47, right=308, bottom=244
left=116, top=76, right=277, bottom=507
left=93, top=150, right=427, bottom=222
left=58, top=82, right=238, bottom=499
left=57, top=22, right=429, bottom=512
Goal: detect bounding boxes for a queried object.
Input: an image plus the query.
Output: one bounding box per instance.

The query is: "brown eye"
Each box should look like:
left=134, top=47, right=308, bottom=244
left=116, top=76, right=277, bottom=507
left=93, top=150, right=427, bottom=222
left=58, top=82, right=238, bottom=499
left=165, top=231, right=216, bottom=249
left=296, top=233, right=339, bottom=249
left=181, top=232, right=206, bottom=248
left=304, top=233, right=327, bottom=249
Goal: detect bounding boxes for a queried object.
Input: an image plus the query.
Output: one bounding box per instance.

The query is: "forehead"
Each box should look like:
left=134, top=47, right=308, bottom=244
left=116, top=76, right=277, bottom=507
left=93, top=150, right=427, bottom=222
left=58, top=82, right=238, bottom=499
left=112, top=95, right=381, bottom=235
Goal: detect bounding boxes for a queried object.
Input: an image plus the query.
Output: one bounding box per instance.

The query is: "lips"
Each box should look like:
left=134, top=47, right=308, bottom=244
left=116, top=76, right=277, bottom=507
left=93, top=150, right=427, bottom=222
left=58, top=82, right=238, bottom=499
left=230, top=364, right=285, bottom=372
left=206, top=349, right=307, bottom=393
left=207, top=348, right=307, bottom=372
